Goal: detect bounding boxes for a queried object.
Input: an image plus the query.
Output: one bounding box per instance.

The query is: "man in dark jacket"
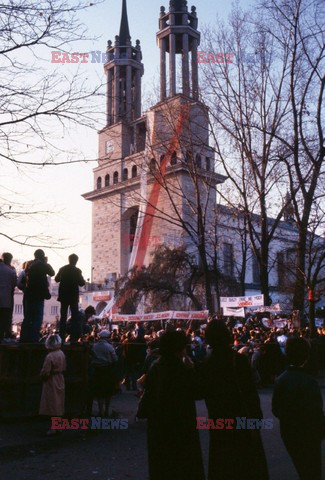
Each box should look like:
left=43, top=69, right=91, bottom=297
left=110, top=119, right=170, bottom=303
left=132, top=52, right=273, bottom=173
left=55, top=254, right=85, bottom=343
left=272, top=337, right=324, bottom=480
left=22, top=249, right=55, bottom=343
left=199, top=320, right=269, bottom=480
left=145, top=330, right=204, bottom=480
left=0, top=253, right=17, bottom=340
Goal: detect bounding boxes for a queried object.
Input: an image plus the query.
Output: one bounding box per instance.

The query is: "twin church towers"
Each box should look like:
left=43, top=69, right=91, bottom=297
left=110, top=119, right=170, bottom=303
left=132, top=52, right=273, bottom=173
left=83, top=0, right=224, bottom=285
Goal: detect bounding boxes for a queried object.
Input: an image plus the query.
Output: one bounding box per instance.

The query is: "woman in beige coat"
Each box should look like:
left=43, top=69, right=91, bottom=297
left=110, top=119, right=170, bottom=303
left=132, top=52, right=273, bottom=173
left=39, top=334, right=66, bottom=435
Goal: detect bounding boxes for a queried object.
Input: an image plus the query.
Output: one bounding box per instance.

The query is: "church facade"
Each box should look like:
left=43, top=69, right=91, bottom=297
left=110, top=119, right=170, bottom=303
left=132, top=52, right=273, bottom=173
left=83, top=0, right=311, bottom=312
left=83, top=0, right=225, bottom=287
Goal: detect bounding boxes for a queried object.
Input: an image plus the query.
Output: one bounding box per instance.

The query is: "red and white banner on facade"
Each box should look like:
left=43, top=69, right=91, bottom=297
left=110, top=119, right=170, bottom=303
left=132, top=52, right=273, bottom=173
left=111, top=310, right=209, bottom=323
left=93, top=291, right=111, bottom=302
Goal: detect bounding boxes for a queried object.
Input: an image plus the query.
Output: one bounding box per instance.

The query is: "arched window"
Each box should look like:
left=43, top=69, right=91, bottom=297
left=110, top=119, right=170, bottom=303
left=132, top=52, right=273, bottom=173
left=206, top=157, right=211, bottom=171
left=160, top=154, right=165, bottom=165
left=149, top=158, right=156, bottom=173
left=132, top=165, right=137, bottom=178
left=113, top=171, right=119, bottom=184
left=97, top=177, right=102, bottom=189
left=105, top=174, right=110, bottom=187
left=196, top=154, right=202, bottom=168
left=171, top=151, right=177, bottom=165
left=123, top=168, right=128, bottom=181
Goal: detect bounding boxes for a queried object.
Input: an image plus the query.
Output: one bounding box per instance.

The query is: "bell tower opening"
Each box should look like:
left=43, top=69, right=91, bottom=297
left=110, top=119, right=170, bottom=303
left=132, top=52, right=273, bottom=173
left=157, top=0, right=200, bottom=101
left=121, top=206, right=139, bottom=273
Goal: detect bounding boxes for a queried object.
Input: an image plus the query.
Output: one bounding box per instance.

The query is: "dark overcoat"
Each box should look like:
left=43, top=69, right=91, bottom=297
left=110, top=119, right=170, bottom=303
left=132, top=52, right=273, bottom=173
left=145, top=355, right=205, bottom=480
left=199, top=347, right=269, bottom=480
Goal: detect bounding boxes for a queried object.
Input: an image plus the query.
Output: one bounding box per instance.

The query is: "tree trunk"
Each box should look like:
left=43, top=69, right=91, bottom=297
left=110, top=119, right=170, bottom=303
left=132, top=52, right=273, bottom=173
left=292, top=224, right=308, bottom=312
left=198, top=244, right=214, bottom=314
left=308, top=298, right=316, bottom=337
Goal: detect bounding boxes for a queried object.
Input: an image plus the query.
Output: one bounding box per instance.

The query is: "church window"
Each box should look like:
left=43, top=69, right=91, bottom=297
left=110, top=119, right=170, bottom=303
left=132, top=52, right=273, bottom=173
left=206, top=157, right=211, bottom=171
left=196, top=154, right=202, bottom=168
left=97, top=177, right=102, bottom=189
left=149, top=158, right=156, bottom=173
left=105, top=174, right=110, bottom=187
left=123, top=168, right=128, bottom=181
left=132, top=165, right=137, bottom=177
left=113, top=171, right=119, bottom=184
left=171, top=152, right=177, bottom=165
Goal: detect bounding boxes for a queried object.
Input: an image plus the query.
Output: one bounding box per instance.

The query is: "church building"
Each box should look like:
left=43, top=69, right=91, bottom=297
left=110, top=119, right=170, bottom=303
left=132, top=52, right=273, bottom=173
left=83, top=0, right=310, bottom=312
left=83, top=0, right=225, bottom=289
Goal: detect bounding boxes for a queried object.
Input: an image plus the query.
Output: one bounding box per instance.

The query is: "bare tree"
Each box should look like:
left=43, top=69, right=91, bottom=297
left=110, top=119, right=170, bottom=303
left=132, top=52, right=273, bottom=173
left=0, top=0, right=103, bottom=246
left=257, top=0, right=324, bottom=313
left=199, top=0, right=324, bottom=306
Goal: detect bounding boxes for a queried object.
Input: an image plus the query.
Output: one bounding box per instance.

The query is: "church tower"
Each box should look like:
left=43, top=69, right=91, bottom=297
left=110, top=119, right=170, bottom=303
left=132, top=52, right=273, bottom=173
left=105, top=0, right=143, bottom=125
left=83, top=0, right=225, bottom=288
left=157, top=0, right=200, bottom=100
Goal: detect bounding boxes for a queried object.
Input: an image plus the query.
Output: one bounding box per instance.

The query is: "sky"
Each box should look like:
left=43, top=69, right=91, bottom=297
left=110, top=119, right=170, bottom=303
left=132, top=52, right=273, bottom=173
left=1, top=0, right=251, bottom=279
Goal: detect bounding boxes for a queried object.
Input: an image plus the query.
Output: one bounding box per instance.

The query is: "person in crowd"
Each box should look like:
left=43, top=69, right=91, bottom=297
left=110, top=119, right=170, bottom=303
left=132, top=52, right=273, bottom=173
left=136, top=339, right=161, bottom=402
left=39, top=334, right=66, bottom=435
left=272, top=337, right=325, bottom=480
left=276, top=329, right=288, bottom=354
left=0, top=252, right=17, bottom=341
left=143, top=339, right=160, bottom=374
left=144, top=330, right=205, bottom=480
left=88, top=330, right=118, bottom=417
left=17, top=261, right=30, bottom=342
left=2, top=252, right=16, bottom=272
left=80, top=305, right=96, bottom=336
left=199, top=320, right=269, bottom=480
left=21, top=249, right=55, bottom=343
left=122, top=330, right=146, bottom=391
left=55, top=254, right=85, bottom=343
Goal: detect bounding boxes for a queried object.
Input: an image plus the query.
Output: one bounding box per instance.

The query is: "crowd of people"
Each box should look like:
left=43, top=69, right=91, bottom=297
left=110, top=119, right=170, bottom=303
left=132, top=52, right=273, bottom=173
left=38, top=321, right=324, bottom=480
left=1, top=250, right=325, bottom=479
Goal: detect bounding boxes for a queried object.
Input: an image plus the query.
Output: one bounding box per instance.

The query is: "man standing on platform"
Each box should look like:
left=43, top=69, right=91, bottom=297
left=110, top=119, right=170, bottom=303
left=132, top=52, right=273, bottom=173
left=23, top=249, right=55, bottom=343
left=0, top=253, right=17, bottom=341
left=55, top=254, right=85, bottom=343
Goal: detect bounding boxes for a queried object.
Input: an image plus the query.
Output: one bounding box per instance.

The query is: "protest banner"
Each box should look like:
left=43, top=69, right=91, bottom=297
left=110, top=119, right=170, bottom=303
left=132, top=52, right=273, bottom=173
left=220, top=295, right=264, bottom=308
left=222, top=307, right=245, bottom=317
left=111, top=310, right=209, bottom=323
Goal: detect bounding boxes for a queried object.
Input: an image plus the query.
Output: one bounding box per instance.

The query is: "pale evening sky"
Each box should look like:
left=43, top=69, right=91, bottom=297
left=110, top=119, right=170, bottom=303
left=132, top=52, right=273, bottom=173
left=1, top=0, right=251, bottom=279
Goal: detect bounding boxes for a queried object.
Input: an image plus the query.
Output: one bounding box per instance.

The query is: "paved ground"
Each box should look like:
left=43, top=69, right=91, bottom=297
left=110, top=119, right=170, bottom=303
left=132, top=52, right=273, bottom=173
left=0, top=388, right=324, bottom=480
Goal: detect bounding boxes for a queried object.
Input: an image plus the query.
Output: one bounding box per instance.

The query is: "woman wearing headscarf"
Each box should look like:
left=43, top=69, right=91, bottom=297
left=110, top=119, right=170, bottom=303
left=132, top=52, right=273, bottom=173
left=199, top=320, right=269, bottom=480
left=39, top=334, right=66, bottom=435
left=144, top=330, right=205, bottom=480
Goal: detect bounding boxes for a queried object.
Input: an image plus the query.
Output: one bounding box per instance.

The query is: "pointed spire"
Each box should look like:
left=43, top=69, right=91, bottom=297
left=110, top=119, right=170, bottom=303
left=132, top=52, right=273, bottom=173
left=119, top=0, right=130, bottom=45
